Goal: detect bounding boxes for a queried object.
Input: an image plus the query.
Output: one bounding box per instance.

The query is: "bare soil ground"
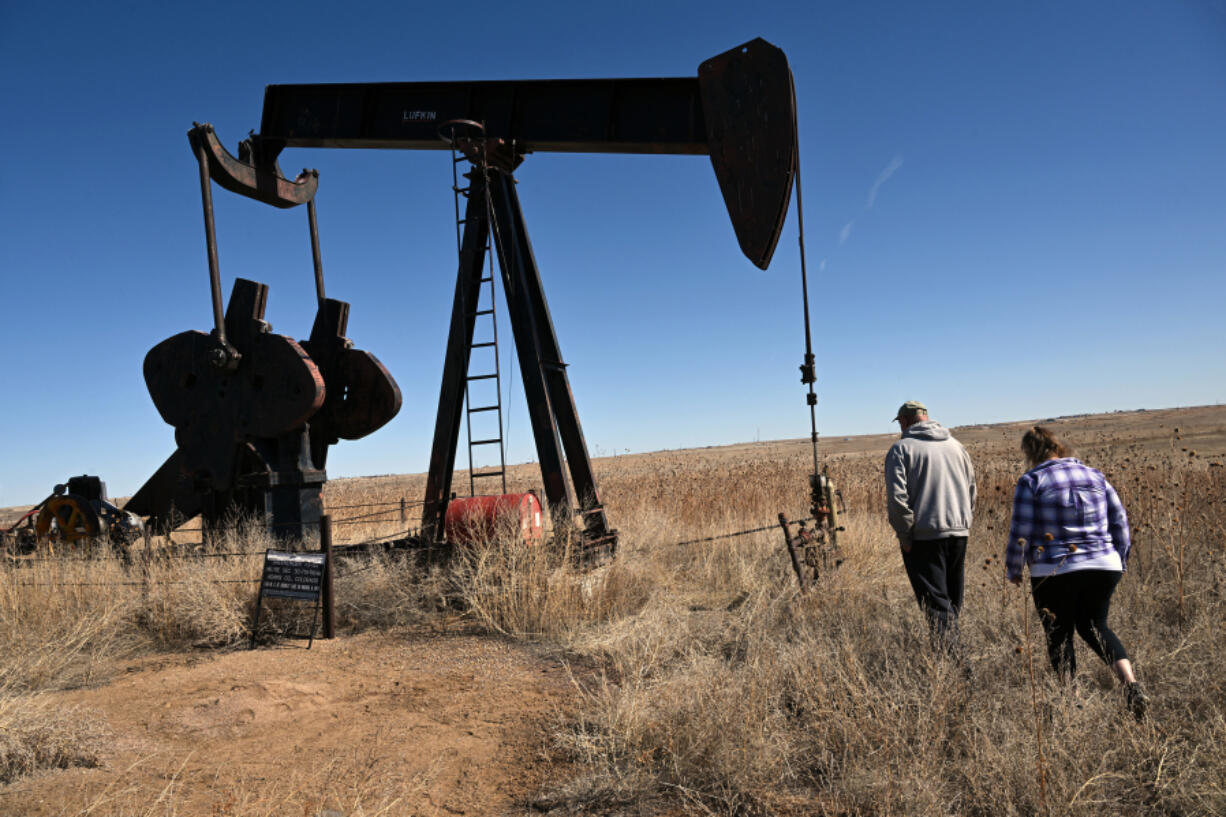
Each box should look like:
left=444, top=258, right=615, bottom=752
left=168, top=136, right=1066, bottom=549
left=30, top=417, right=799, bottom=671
left=0, top=627, right=576, bottom=816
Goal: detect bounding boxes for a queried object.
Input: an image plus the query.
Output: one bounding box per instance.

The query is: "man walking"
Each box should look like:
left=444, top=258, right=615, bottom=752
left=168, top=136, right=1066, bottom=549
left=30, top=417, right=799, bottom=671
left=885, top=400, right=976, bottom=654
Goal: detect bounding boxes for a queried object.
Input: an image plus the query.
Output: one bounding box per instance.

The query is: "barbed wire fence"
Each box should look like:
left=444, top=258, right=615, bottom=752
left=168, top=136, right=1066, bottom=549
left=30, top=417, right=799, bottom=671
left=3, top=513, right=808, bottom=589
left=2, top=497, right=426, bottom=563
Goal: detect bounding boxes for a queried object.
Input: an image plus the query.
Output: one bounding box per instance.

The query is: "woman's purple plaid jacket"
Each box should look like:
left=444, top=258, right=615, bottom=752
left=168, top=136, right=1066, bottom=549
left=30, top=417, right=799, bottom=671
left=1005, top=457, right=1131, bottom=582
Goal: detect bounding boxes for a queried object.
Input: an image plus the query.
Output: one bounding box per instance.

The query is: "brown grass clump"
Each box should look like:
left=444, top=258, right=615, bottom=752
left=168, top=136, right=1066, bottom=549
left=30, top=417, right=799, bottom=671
left=0, top=553, right=140, bottom=692
left=448, top=527, right=655, bottom=639
left=332, top=548, right=444, bottom=630
left=0, top=693, right=108, bottom=784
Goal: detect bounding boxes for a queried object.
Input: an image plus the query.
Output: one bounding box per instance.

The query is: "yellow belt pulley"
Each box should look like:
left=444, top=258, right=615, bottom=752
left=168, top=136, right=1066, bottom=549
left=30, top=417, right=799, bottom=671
left=35, top=496, right=100, bottom=553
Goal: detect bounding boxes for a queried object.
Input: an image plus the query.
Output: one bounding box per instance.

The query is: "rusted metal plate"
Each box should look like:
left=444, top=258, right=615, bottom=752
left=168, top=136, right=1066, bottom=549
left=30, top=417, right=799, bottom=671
left=188, top=123, right=318, bottom=209
left=135, top=281, right=397, bottom=538
left=300, top=297, right=402, bottom=453
left=144, top=331, right=324, bottom=437
left=698, top=38, right=797, bottom=270
left=328, top=350, right=401, bottom=439
left=143, top=280, right=325, bottom=490
left=125, top=449, right=203, bottom=527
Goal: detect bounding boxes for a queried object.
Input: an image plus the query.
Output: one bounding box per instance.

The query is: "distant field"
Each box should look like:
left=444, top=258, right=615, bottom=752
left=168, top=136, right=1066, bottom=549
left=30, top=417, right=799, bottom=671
left=4, top=404, right=1222, bottom=528
left=319, top=403, right=1226, bottom=529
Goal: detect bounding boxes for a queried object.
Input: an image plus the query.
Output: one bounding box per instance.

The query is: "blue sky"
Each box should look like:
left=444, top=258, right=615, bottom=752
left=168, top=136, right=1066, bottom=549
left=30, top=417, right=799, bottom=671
left=2, top=1, right=1224, bottom=506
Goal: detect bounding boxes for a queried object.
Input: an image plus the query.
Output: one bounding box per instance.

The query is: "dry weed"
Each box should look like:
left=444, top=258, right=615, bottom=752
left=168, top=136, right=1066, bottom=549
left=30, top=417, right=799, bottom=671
left=1, top=413, right=1223, bottom=815
left=500, top=432, right=1226, bottom=815
left=0, top=692, right=108, bottom=784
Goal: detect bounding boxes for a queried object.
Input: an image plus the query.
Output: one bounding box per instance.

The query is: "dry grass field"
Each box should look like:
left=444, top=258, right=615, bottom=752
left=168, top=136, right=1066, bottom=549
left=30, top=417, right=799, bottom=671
left=0, top=405, right=1223, bottom=815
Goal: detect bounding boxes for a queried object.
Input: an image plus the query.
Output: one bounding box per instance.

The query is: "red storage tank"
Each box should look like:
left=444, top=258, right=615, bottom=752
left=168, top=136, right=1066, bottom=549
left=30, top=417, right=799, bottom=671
left=444, top=492, right=544, bottom=546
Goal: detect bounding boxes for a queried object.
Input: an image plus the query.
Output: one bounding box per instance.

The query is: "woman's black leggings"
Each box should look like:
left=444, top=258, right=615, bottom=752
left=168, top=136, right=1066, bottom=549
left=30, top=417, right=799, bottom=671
left=1030, top=569, right=1129, bottom=678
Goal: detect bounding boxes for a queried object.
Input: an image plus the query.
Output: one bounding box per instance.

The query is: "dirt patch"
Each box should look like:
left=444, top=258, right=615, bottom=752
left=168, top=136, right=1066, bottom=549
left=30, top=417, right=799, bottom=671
left=0, top=628, right=577, bottom=816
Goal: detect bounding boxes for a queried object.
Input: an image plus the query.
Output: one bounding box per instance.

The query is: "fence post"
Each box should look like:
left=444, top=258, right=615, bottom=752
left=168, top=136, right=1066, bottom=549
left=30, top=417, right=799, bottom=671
left=400, top=497, right=406, bottom=524
left=320, top=514, right=335, bottom=639
left=141, top=525, right=152, bottom=599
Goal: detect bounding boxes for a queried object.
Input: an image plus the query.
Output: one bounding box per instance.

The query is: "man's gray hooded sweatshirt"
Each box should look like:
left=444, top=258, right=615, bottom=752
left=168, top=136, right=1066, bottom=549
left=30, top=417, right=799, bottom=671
left=885, top=421, right=976, bottom=546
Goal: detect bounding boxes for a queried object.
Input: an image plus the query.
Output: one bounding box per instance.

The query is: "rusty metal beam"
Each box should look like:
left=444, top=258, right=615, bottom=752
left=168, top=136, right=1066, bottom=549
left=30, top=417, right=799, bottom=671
left=258, top=77, right=707, bottom=156
left=188, top=123, right=318, bottom=209
left=249, top=37, right=797, bottom=270
left=486, top=172, right=574, bottom=516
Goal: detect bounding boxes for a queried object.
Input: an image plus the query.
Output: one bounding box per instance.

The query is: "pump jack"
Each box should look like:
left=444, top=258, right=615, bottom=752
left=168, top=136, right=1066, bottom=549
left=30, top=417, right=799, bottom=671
left=132, top=38, right=800, bottom=561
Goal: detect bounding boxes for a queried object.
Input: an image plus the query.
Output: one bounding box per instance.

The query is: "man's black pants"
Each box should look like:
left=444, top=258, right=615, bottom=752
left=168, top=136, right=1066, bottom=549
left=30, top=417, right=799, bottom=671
left=901, top=536, right=967, bottom=653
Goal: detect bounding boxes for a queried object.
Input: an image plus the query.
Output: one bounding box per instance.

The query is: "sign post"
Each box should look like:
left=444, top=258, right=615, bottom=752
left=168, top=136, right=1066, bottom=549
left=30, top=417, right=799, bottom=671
left=250, top=549, right=327, bottom=649
left=321, top=514, right=335, bottom=639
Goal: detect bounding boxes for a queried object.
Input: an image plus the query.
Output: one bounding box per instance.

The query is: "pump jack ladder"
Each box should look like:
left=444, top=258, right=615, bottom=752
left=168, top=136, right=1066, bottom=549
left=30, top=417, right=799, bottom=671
left=191, top=37, right=798, bottom=558
left=443, top=131, right=509, bottom=499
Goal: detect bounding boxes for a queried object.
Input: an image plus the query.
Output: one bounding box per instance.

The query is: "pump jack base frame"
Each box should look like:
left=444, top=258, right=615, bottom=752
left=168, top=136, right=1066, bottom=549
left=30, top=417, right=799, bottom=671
left=419, top=160, right=617, bottom=561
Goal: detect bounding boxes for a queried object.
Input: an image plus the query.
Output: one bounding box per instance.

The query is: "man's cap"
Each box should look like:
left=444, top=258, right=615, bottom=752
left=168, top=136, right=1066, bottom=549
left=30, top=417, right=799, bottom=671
left=893, top=400, right=928, bottom=421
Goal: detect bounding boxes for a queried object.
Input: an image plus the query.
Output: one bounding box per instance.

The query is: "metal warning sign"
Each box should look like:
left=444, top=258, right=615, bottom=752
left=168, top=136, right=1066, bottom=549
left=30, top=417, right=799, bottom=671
left=258, top=550, right=326, bottom=601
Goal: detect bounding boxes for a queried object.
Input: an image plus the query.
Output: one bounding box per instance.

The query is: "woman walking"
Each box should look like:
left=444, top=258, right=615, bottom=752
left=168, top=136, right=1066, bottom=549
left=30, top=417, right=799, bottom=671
left=1005, top=426, right=1149, bottom=717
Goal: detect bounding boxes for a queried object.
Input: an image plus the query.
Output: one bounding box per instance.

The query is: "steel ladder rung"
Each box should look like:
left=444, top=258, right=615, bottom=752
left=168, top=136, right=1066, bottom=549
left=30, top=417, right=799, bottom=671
left=471, top=341, right=496, bottom=349
left=471, top=469, right=506, bottom=479
left=470, top=438, right=503, bottom=446
left=466, top=373, right=498, bottom=381
left=468, top=405, right=500, bottom=413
